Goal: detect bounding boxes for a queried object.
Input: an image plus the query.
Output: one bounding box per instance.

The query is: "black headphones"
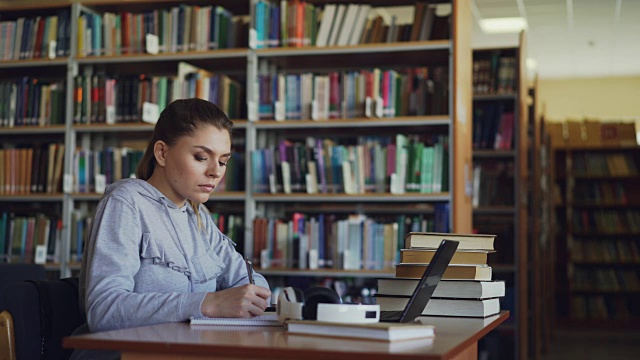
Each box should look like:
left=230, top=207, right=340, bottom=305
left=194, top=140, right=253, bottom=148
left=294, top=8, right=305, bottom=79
left=277, top=286, right=342, bottom=321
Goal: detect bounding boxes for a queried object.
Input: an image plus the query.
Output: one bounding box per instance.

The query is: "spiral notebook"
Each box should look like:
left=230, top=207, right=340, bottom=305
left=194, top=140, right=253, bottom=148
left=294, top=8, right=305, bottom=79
left=189, top=313, right=281, bottom=327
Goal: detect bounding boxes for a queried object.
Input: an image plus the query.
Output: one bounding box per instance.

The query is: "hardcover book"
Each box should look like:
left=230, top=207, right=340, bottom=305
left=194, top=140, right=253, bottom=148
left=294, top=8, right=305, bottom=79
left=286, top=319, right=435, bottom=342
left=376, top=295, right=501, bottom=318
left=377, top=278, right=505, bottom=299
left=400, top=248, right=489, bottom=265
left=404, top=232, right=495, bottom=250
left=395, top=263, right=492, bottom=280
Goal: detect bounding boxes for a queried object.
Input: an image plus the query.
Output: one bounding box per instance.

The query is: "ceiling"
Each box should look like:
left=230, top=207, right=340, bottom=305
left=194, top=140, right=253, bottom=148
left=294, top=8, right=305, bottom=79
left=471, top=0, right=640, bottom=79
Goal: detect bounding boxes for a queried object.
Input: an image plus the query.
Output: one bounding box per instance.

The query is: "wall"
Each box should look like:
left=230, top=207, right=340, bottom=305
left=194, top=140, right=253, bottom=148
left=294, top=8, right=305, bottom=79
left=538, top=76, right=640, bottom=122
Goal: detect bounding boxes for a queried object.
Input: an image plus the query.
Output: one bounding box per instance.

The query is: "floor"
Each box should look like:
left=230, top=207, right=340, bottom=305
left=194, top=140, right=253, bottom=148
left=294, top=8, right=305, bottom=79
left=541, top=329, right=640, bottom=360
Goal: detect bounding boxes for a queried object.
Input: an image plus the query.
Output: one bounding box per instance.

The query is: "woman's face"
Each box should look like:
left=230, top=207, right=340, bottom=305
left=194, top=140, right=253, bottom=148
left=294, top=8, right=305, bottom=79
left=156, top=124, right=231, bottom=206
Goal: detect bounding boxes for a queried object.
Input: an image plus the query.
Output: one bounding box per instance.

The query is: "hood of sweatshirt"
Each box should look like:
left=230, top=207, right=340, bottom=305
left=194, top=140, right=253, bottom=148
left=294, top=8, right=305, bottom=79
left=104, top=178, right=188, bottom=212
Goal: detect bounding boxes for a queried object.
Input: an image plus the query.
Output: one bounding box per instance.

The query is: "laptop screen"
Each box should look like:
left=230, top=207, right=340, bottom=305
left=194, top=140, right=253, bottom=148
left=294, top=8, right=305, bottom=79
left=398, top=239, right=459, bottom=322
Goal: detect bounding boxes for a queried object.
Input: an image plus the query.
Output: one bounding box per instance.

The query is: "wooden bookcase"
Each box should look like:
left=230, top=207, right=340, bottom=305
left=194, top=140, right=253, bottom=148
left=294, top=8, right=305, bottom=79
left=551, top=143, right=640, bottom=330
left=528, top=77, right=556, bottom=359
left=535, top=111, right=555, bottom=356
left=0, top=0, right=473, bottom=300
left=471, top=34, right=529, bottom=360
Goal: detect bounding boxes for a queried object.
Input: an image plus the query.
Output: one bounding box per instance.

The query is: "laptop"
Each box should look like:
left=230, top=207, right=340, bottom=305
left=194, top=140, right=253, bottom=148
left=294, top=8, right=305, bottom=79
left=379, top=239, right=459, bottom=323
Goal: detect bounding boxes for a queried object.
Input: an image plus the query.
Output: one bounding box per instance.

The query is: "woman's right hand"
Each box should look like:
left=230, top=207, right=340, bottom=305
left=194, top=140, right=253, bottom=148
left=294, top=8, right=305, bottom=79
left=201, top=285, right=271, bottom=318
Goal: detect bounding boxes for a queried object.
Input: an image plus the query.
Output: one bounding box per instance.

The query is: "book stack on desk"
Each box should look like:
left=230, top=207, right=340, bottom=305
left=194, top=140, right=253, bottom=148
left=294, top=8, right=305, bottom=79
left=375, top=232, right=505, bottom=318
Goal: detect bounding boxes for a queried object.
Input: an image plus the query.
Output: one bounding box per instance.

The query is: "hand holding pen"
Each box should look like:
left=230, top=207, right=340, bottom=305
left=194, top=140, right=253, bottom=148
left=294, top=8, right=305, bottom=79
left=245, top=256, right=255, bottom=285
left=245, top=256, right=276, bottom=312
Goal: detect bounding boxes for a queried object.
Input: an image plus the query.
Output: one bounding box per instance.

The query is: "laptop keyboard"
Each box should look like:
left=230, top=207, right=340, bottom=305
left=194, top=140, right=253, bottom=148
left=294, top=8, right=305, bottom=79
left=379, top=310, right=403, bottom=322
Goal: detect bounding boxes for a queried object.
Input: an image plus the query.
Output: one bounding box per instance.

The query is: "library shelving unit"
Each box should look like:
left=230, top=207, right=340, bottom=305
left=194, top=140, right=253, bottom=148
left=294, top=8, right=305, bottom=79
left=0, top=0, right=473, bottom=304
left=0, top=0, right=253, bottom=277
left=0, top=1, right=72, bottom=278
left=528, top=78, right=553, bottom=359
left=471, top=33, right=529, bottom=360
left=536, top=111, right=555, bottom=355
left=551, top=142, right=640, bottom=330
left=247, top=0, right=473, bottom=293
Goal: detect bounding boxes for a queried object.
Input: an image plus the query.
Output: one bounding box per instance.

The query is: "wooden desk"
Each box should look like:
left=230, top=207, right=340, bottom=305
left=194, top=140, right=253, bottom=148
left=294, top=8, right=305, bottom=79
left=64, top=311, right=509, bottom=360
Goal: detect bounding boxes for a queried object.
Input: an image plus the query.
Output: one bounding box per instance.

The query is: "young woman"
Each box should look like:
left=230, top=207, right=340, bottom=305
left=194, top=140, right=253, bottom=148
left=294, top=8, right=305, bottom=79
left=77, top=98, right=271, bottom=336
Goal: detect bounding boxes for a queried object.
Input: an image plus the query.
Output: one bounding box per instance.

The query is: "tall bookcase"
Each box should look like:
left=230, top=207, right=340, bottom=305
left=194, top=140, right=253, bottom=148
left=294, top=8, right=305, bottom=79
left=551, top=143, right=640, bottom=329
left=471, top=35, right=528, bottom=360
left=534, top=110, right=554, bottom=356
left=0, top=0, right=473, bottom=307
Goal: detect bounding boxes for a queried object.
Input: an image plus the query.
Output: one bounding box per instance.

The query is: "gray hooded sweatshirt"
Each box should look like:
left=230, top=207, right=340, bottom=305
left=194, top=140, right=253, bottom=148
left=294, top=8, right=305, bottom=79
left=78, top=178, right=269, bottom=333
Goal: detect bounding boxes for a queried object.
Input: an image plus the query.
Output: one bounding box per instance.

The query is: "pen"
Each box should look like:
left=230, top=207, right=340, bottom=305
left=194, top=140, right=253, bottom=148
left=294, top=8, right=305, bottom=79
left=245, top=256, right=255, bottom=285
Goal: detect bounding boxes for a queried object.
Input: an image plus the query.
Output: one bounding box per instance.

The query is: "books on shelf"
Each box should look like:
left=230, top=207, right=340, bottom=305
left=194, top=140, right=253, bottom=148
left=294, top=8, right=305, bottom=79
left=472, top=102, right=515, bottom=150
left=377, top=278, right=505, bottom=299
left=0, top=143, right=65, bottom=195
left=256, top=66, right=449, bottom=121
left=251, top=134, right=449, bottom=195
left=0, top=211, right=62, bottom=264
left=0, top=9, right=71, bottom=61
left=72, top=62, right=244, bottom=125
left=253, top=1, right=450, bottom=49
left=395, top=263, right=492, bottom=280
left=76, top=4, right=246, bottom=57
left=375, top=295, right=501, bottom=318
left=471, top=160, right=515, bottom=208
left=472, top=51, right=517, bottom=95
left=253, top=209, right=454, bottom=271
left=0, top=78, right=66, bottom=127
left=404, top=232, right=495, bottom=250
left=286, top=319, right=435, bottom=342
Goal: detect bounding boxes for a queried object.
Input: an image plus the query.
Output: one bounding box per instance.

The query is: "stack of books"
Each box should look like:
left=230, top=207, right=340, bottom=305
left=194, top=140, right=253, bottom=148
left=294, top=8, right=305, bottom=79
left=375, top=232, right=505, bottom=318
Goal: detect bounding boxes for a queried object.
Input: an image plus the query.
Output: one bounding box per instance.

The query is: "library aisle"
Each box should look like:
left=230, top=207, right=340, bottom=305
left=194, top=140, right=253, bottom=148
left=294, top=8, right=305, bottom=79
left=541, top=329, right=640, bottom=360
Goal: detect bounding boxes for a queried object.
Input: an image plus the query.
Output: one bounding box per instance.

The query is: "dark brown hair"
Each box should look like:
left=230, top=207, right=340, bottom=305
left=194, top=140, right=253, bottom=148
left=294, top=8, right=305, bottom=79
left=136, top=98, right=233, bottom=224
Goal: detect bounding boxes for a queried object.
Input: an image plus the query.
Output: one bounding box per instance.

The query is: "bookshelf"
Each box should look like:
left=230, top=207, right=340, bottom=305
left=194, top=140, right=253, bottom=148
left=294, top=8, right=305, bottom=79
left=0, top=0, right=473, bottom=303
left=471, top=35, right=529, bottom=360
left=248, top=0, right=472, bottom=283
left=551, top=142, right=640, bottom=330
left=536, top=112, right=555, bottom=355
left=528, top=78, right=554, bottom=359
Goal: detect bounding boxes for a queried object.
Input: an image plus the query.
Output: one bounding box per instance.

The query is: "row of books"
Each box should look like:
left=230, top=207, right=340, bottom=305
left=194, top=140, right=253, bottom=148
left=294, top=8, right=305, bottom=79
left=0, top=208, right=245, bottom=267
left=69, top=210, right=91, bottom=263
left=258, top=66, right=448, bottom=121
left=68, top=210, right=246, bottom=263
left=252, top=210, right=449, bottom=271
left=251, top=134, right=448, bottom=195
left=471, top=215, right=516, bottom=265
left=573, top=181, right=630, bottom=205
left=0, top=79, right=66, bottom=128
left=0, top=9, right=71, bottom=61
left=0, top=212, right=62, bottom=265
left=472, top=54, right=517, bottom=95
left=571, top=239, right=640, bottom=263
left=570, top=295, right=638, bottom=320
left=73, top=62, right=244, bottom=124
left=572, top=268, right=640, bottom=292
left=71, top=145, right=244, bottom=194
left=72, top=147, right=143, bottom=193
left=472, top=161, right=515, bottom=208
left=254, top=1, right=449, bottom=49
left=572, top=152, right=639, bottom=177
left=375, top=231, right=504, bottom=318
left=209, top=213, right=244, bottom=253
left=572, top=209, right=640, bottom=234
left=77, top=5, right=245, bottom=57
left=0, top=144, right=65, bottom=195
left=472, top=102, right=515, bottom=150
